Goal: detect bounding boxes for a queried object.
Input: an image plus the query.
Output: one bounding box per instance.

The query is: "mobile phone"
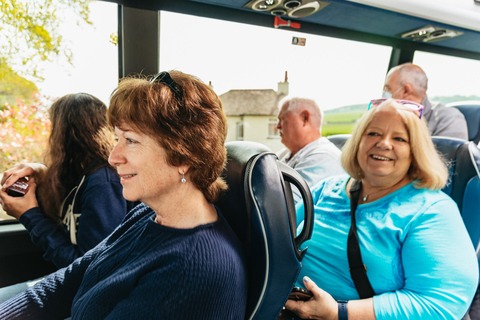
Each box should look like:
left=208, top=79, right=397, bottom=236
left=288, top=287, right=313, bottom=301
left=6, top=177, right=29, bottom=197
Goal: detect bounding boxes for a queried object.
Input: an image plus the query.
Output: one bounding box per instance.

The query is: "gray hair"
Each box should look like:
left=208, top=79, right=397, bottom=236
left=280, top=97, right=323, bottom=130
left=392, top=63, right=428, bottom=95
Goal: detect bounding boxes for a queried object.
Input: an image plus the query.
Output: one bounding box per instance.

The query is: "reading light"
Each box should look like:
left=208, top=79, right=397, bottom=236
left=399, top=25, right=463, bottom=42
left=284, top=0, right=301, bottom=9
left=244, top=0, right=329, bottom=18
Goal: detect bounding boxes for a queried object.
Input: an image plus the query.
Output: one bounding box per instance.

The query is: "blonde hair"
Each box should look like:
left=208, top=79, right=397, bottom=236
left=341, top=99, right=448, bottom=190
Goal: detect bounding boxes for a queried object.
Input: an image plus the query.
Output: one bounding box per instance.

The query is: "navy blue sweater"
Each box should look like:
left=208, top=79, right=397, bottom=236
left=19, top=166, right=135, bottom=268
left=0, top=204, right=247, bottom=319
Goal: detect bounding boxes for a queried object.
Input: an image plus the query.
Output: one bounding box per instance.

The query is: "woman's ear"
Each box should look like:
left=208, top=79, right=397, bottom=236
left=179, top=165, right=191, bottom=175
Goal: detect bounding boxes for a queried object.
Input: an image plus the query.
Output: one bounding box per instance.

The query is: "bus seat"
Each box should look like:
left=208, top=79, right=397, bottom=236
left=327, top=134, right=351, bottom=150
left=433, top=139, right=480, bottom=317
left=216, top=141, right=314, bottom=320
left=432, top=137, right=480, bottom=263
left=431, top=137, right=469, bottom=201
left=446, top=102, right=480, bottom=144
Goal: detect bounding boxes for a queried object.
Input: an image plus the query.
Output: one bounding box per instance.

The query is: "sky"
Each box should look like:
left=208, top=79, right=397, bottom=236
left=36, top=1, right=480, bottom=110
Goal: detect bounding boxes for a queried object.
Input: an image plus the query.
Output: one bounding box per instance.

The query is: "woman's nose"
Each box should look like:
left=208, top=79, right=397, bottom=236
left=376, top=137, right=393, bottom=149
left=108, top=144, right=125, bottom=167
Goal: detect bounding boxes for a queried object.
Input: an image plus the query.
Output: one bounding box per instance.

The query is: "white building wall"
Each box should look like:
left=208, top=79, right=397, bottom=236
left=226, top=115, right=283, bottom=152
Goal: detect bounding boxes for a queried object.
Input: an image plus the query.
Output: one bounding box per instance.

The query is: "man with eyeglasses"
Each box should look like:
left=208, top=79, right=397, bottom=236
left=383, top=63, right=468, bottom=140
left=276, top=97, right=345, bottom=204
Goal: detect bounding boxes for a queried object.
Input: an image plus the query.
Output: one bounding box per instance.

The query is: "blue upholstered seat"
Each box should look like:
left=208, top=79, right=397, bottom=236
left=432, top=137, right=480, bottom=263
left=325, top=133, right=351, bottom=150
left=447, top=101, right=480, bottom=144
left=216, top=141, right=314, bottom=320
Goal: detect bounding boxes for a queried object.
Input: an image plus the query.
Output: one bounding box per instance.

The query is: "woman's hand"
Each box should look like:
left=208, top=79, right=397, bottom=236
left=1, top=163, right=47, bottom=189
left=285, top=276, right=338, bottom=320
left=0, top=176, right=39, bottom=219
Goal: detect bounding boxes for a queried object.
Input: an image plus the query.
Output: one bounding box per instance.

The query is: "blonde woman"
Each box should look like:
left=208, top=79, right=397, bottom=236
left=286, top=99, right=478, bottom=320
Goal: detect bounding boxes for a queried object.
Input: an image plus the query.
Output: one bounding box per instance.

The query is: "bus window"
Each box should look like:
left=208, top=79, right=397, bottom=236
left=36, top=1, right=118, bottom=106
left=413, top=51, right=480, bottom=103
left=0, top=1, right=118, bottom=222
left=158, top=11, right=391, bottom=149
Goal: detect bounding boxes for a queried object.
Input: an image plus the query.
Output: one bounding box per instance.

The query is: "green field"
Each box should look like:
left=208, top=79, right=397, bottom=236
left=322, top=112, right=363, bottom=136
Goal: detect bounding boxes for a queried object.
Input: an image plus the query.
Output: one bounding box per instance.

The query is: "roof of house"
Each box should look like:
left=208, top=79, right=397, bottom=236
left=220, top=89, right=286, bottom=116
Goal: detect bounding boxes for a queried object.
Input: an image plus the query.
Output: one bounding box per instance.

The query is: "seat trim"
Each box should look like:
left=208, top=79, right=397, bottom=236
left=468, top=142, right=480, bottom=179
left=246, top=152, right=271, bottom=320
left=464, top=142, right=480, bottom=259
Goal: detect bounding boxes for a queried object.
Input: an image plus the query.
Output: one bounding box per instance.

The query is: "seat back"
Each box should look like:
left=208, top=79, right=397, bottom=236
left=327, top=134, right=351, bottom=150
left=432, top=137, right=480, bottom=264
left=216, top=141, right=314, bottom=320
left=447, top=101, right=480, bottom=144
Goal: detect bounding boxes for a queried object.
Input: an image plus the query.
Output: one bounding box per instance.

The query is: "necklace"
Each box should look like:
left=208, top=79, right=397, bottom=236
left=361, top=187, right=391, bottom=202
left=358, top=177, right=411, bottom=202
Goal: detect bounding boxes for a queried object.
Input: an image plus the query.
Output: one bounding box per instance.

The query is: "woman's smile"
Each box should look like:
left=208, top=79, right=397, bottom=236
left=357, top=106, right=412, bottom=185
left=118, top=173, right=137, bottom=181
left=370, top=154, right=392, bottom=161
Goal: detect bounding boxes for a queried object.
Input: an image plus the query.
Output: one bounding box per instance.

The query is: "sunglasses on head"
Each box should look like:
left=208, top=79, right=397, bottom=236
left=368, top=98, right=424, bottom=119
left=149, top=71, right=183, bottom=100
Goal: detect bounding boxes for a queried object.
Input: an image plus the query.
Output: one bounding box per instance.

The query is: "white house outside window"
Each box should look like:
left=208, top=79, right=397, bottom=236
left=268, top=118, right=279, bottom=138
left=236, top=122, right=244, bottom=141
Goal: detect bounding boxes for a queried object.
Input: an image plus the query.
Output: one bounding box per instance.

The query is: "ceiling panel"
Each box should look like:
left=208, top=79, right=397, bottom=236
left=104, top=0, right=480, bottom=58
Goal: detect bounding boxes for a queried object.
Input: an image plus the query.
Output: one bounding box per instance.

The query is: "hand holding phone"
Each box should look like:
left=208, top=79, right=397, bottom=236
left=288, top=287, right=313, bottom=301
left=6, top=177, right=29, bottom=197
left=278, top=288, right=314, bottom=320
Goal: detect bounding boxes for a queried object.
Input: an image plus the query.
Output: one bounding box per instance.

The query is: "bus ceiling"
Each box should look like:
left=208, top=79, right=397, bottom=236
left=347, top=0, right=480, bottom=33
left=106, top=0, right=480, bottom=77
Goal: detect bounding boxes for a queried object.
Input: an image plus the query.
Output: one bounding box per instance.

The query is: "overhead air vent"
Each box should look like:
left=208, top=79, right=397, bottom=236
left=399, top=25, right=463, bottom=43
left=243, top=0, right=329, bottom=18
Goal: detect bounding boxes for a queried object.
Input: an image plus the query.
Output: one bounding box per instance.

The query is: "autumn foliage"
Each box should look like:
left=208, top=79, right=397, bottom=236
left=0, top=94, right=51, bottom=172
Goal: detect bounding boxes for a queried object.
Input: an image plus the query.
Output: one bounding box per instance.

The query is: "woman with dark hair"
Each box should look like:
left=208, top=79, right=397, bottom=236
left=0, top=71, right=247, bottom=319
left=0, top=93, right=134, bottom=268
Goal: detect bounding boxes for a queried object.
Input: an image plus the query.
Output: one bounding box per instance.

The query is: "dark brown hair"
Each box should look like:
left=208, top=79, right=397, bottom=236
left=108, top=70, right=228, bottom=203
left=37, top=93, right=115, bottom=221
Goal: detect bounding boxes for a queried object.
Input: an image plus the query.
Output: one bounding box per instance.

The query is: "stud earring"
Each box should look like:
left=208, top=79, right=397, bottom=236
left=181, top=172, right=186, bottom=183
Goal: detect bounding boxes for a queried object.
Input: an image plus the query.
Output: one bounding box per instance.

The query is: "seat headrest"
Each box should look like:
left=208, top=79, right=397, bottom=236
left=326, top=134, right=351, bottom=150
left=217, top=141, right=272, bottom=243
left=447, top=102, right=480, bottom=144
left=433, top=137, right=477, bottom=210
left=216, top=141, right=314, bottom=320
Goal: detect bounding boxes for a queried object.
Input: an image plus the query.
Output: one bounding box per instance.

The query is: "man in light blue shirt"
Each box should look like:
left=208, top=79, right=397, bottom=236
left=276, top=97, right=345, bottom=203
